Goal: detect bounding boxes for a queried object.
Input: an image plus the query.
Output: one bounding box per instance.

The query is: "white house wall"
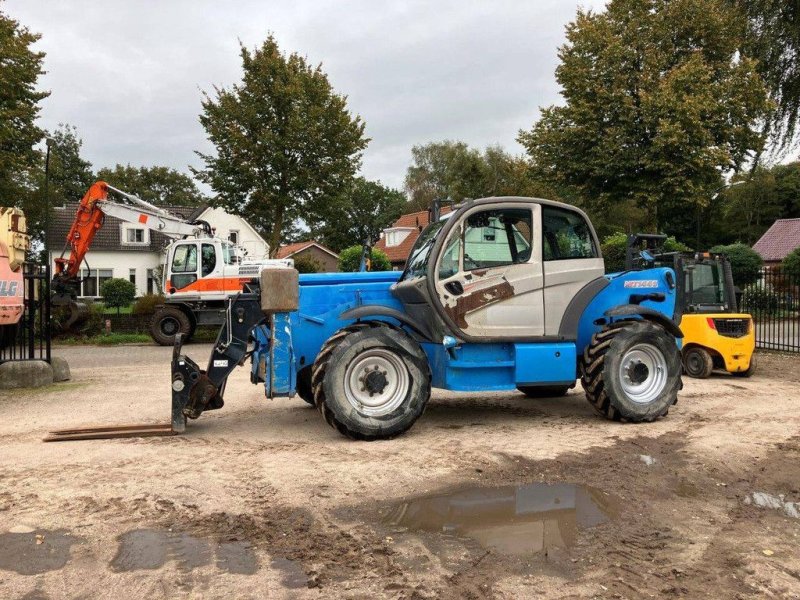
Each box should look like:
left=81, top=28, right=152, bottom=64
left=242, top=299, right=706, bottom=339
left=50, top=250, right=162, bottom=298
left=198, top=207, right=269, bottom=259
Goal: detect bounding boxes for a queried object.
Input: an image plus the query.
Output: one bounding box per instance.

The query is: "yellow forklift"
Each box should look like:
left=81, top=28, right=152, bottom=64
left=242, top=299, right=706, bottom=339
left=626, top=234, right=755, bottom=378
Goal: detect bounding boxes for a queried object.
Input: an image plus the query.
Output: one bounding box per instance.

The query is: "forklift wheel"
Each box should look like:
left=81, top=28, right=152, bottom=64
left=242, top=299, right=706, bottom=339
left=311, top=321, right=431, bottom=440
left=517, top=385, right=571, bottom=398
left=682, top=347, right=714, bottom=379
left=580, top=320, right=681, bottom=422
left=150, top=307, right=193, bottom=346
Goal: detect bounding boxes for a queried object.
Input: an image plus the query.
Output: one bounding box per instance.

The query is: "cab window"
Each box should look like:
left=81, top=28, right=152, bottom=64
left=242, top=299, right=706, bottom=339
left=201, top=244, right=216, bottom=276
left=171, top=244, right=197, bottom=273
left=542, top=206, right=597, bottom=261
left=462, top=208, right=532, bottom=271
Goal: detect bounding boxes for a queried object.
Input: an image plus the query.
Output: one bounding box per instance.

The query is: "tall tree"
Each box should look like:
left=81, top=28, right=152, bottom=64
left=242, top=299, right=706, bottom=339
left=194, top=36, right=368, bottom=256
left=519, top=0, right=770, bottom=240
left=95, top=164, right=206, bottom=206
left=46, top=124, right=94, bottom=205
left=0, top=5, right=47, bottom=201
left=404, top=141, right=554, bottom=211
left=316, top=177, right=407, bottom=252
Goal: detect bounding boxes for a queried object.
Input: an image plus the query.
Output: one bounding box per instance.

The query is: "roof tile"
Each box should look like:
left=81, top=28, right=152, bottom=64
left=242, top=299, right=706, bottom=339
left=753, top=218, right=800, bottom=262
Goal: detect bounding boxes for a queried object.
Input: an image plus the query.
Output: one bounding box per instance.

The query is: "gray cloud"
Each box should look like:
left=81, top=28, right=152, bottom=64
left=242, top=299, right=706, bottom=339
left=6, top=0, right=607, bottom=191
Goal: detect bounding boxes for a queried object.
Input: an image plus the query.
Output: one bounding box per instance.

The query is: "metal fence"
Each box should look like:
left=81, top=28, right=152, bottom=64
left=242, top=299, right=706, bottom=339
left=742, top=267, right=800, bottom=353
left=0, top=263, right=51, bottom=364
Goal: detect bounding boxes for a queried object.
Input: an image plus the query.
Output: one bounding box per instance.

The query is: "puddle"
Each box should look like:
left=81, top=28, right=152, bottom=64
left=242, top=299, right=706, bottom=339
left=383, top=483, right=617, bottom=556
left=111, top=529, right=258, bottom=574
left=744, top=492, right=800, bottom=519
left=0, top=529, right=78, bottom=575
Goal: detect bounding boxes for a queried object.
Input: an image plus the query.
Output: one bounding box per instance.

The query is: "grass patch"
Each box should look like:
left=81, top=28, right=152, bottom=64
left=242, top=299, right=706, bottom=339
left=101, top=304, right=134, bottom=314
left=55, top=333, right=153, bottom=346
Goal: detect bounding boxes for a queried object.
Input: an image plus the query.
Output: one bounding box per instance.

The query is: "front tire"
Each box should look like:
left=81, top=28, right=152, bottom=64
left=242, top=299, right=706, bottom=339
left=296, top=366, right=315, bottom=405
left=150, top=307, right=192, bottom=346
left=517, top=385, right=571, bottom=398
left=683, top=347, right=714, bottom=378
left=581, top=321, right=682, bottom=422
left=311, top=321, right=431, bottom=440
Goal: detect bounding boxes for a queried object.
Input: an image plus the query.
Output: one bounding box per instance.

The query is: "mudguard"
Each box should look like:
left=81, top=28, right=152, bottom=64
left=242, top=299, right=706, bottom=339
left=604, top=304, right=683, bottom=338
left=339, top=305, right=434, bottom=341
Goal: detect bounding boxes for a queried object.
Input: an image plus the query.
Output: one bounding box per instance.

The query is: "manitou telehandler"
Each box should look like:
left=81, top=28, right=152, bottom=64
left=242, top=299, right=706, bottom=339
left=161, top=196, right=685, bottom=441
left=52, top=181, right=290, bottom=344
left=626, top=234, right=755, bottom=378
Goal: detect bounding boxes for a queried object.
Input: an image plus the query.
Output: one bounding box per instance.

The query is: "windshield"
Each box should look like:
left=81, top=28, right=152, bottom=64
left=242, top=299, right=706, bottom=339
left=401, top=220, right=447, bottom=281
left=686, top=261, right=727, bottom=309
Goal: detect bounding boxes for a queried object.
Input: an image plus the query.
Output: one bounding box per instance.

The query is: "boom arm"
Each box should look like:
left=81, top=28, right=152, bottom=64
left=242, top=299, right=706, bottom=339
left=53, top=181, right=209, bottom=286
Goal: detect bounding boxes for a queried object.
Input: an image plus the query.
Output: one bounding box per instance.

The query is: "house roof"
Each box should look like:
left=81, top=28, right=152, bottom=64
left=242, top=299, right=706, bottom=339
left=48, top=203, right=205, bottom=254
left=276, top=241, right=339, bottom=259
left=374, top=206, right=453, bottom=264
left=753, top=218, right=800, bottom=262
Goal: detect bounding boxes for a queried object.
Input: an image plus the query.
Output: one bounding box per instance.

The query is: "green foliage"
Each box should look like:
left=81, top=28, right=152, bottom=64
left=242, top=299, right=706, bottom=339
left=519, top=0, right=770, bottom=242
left=338, top=246, right=391, bottom=272
left=404, top=141, right=556, bottom=212
left=781, top=247, right=800, bottom=280
left=194, top=36, right=368, bottom=256
left=101, top=278, right=137, bottom=315
left=317, top=177, right=407, bottom=252
left=292, top=254, right=322, bottom=274
left=95, top=164, right=205, bottom=206
left=601, top=232, right=691, bottom=273
left=132, top=293, right=165, bottom=316
left=709, top=243, right=763, bottom=286
left=741, top=284, right=779, bottom=315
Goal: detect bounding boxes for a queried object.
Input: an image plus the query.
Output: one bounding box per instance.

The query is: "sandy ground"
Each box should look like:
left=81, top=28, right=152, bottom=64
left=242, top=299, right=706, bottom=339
left=0, top=344, right=799, bottom=599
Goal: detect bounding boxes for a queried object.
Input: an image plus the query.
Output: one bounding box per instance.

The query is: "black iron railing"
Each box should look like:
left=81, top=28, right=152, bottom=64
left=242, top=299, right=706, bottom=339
left=741, top=267, right=800, bottom=353
left=0, top=263, right=51, bottom=364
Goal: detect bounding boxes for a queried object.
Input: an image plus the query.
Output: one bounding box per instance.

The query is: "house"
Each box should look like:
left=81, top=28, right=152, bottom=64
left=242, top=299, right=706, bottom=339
left=753, top=218, right=800, bottom=266
left=276, top=241, right=339, bottom=272
left=48, top=204, right=269, bottom=298
left=374, top=207, right=452, bottom=270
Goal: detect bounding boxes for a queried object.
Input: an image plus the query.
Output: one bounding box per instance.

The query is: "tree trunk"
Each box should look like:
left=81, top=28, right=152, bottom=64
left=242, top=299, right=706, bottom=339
left=268, top=205, right=285, bottom=258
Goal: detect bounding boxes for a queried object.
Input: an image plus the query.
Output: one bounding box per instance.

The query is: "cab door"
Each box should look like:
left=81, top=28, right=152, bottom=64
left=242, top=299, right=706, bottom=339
left=433, top=202, right=545, bottom=339
left=168, top=242, right=199, bottom=292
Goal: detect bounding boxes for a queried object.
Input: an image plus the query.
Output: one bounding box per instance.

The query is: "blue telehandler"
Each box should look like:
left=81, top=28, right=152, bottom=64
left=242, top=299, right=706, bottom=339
left=170, top=197, right=684, bottom=440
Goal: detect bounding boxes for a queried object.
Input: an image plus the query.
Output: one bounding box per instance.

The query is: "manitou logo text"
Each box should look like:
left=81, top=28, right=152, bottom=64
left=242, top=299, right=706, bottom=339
left=623, top=280, right=659, bottom=289
left=0, top=281, right=20, bottom=296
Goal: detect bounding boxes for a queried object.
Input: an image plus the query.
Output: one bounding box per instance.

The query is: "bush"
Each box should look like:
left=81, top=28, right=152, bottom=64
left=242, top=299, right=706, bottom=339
left=338, top=246, right=392, bottom=272
left=742, top=284, right=779, bottom=315
left=132, top=293, right=165, bottom=315
left=101, top=278, right=137, bottom=315
left=781, top=247, right=800, bottom=280
left=601, top=232, right=692, bottom=273
left=709, top=243, right=763, bottom=287
left=292, top=255, right=323, bottom=274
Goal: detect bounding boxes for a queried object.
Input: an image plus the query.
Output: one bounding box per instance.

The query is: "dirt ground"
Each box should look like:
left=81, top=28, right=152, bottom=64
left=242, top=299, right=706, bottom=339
left=0, top=344, right=799, bottom=599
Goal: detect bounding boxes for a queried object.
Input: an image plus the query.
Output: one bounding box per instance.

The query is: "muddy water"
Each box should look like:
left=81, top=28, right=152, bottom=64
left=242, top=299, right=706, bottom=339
left=111, top=529, right=257, bottom=574
left=0, top=530, right=78, bottom=575
left=384, top=482, right=617, bottom=555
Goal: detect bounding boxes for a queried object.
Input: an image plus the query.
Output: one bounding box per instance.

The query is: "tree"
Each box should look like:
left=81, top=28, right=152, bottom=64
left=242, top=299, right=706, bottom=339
left=404, top=141, right=554, bottom=212
left=338, top=246, right=391, bottom=272
left=101, top=278, right=136, bottom=315
left=317, top=177, right=407, bottom=252
left=194, top=36, right=368, bottom=256
left=781, top=247, right=800, bottom=280
left=0, top=7, right=47, bottom=203
left=718, top=168, right=783, bottom=244
left=519, top=0, right=770, bottom=241
left=709, top=243, right=763, bottom=286
left=292, top=254, right=322, bottom=274
left=95, top=164, right=205, bottom=206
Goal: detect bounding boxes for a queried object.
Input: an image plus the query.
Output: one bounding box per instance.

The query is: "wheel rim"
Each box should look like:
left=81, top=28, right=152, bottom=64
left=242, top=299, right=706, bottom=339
left=160, top=316, right=179, bottom=336
left=618, top=343, right=668, bottom=404
left=685, top=351, right=702, bottom=375
left=344, top=349, right=410, bottom=417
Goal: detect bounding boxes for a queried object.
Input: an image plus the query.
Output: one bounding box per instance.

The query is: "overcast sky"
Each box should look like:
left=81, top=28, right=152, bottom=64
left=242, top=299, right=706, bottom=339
left=5, top=0, right=607, bottom=191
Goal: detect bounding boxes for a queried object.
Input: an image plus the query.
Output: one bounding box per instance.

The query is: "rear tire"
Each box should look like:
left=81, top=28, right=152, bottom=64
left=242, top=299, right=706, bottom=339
left=517, top=385, right=571, bottom=398
left=580, top=320, right=681, bottom=422
left=683, top=347, right=714, bottom=378
left=311, top=321, right=431, bottom=440
left=150, top=307, right=192, bottom=346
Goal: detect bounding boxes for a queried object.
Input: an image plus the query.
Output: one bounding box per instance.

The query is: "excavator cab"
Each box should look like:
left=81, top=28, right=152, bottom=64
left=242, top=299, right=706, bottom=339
left=163, top=239, right=242, bottom=298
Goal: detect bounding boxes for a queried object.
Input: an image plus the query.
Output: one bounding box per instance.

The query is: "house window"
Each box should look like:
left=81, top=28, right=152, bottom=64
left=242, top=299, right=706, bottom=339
left=146, top=269, right=156, bottom=294
left=129, top=268, right=136, bottom=286
left=122, top=225, right=147, bottom=245
left=228, top=230, right=239, bottom=244
left=80, top=269, right=114, bottom=297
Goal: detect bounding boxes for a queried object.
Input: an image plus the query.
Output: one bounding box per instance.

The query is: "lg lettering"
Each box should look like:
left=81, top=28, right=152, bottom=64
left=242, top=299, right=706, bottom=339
left=0, top=281, right=19, bottom=296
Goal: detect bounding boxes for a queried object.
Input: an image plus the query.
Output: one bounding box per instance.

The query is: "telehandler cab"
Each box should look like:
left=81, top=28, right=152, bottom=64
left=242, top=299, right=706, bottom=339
left=167, top=197, right=684, bottom=440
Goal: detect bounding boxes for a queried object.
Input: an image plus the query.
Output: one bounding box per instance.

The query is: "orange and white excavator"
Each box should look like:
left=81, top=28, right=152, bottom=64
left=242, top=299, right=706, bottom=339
left=53, top=181, right=291, bottom=343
